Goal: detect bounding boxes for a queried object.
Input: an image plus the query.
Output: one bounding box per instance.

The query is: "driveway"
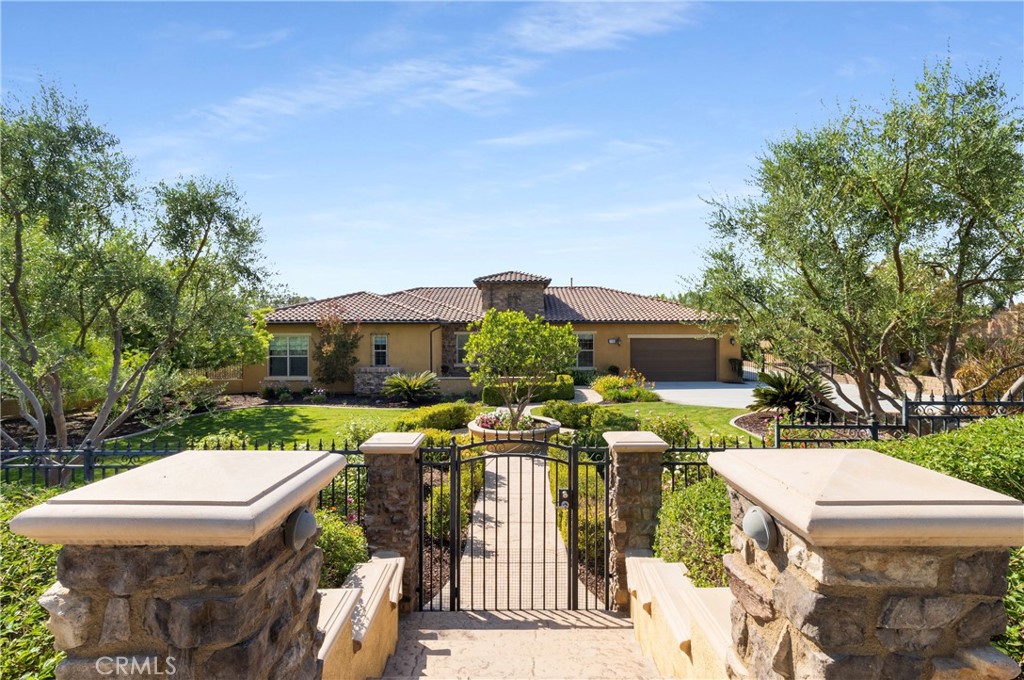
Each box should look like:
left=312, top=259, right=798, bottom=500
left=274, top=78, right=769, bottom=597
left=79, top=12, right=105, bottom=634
left=653, top=381, right=900, bottom=413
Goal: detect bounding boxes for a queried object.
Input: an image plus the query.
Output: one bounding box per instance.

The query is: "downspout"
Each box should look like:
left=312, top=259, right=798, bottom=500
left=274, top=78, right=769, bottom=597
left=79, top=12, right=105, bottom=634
left=429, top=324, right=443, bottom=373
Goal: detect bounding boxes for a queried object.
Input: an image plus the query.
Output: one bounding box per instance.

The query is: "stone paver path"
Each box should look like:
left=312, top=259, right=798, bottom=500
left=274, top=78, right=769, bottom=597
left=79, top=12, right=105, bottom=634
left=381, top=610, right=662, bottom=679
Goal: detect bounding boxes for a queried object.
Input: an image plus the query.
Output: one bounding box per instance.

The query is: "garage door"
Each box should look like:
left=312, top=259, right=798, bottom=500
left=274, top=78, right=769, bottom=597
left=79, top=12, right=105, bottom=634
left=630, top=338, right=717, bottom=381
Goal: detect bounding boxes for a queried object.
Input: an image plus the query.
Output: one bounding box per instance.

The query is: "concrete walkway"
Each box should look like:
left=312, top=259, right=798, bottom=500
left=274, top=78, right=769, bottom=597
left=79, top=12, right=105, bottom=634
left=653, top=380, right=901, bottom=413
left=382, top=610, right=661, bottom=679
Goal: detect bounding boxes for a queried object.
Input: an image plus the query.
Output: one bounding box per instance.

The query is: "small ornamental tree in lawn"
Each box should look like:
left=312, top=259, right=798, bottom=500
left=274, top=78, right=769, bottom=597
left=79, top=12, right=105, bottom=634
left=464, top=309, right=579, bottom=429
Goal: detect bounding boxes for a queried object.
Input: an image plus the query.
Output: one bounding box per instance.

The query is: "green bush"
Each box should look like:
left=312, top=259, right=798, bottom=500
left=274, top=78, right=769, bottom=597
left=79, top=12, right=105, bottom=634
left=654, top=476, right=732, bottom=587
left=316, top=509, right=369, bottom=588
left=547, top=449, right=607, bottom=565
left=481, top=375, right=574, bottom=406
left=337, top=419, right=390, bottom=447
left=382, top=371, right=440, bottom=403
left=640, top=413, right=693, bottom=446
left=568, top=369, right=598, bottom=386
left=2, top=484, right=67, bottom=680
left=539, top=400, right=600, bottom=429
left=393, top=400, right=476, bottom=431
left=193, top=429, right=249, bottom=449
left=867, top=416, right=1024, bottom=661
left=589, top=409, right=641, bottom=435
left=426, top=449, right=486, bottom=543
left=591, top=370, right=660, bottom=403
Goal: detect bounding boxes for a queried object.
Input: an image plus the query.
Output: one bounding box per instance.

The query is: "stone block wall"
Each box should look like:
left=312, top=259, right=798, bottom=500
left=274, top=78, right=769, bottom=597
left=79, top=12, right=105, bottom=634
left=41, top=500, right=324, bottom=680
left=478, top=282, right=545, bottom=317
left=354, top=366, right=401, bottom=396
left=724, top=487, right=1018, bottom=680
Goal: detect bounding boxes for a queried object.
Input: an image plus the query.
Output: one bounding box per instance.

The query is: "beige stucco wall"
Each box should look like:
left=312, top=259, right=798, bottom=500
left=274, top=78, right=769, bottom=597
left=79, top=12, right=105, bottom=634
left=234, top=320, right=741, bottom=394
left=568, top=322, right=741, bottom=383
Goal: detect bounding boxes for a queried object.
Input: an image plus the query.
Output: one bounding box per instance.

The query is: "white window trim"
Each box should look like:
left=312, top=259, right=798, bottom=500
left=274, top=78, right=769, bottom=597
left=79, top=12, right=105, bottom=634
left=372, top=334, right=389, bottom=367
left=575, top=332, right=596, bottom=369
left=267, top=333, right=311, bottom=379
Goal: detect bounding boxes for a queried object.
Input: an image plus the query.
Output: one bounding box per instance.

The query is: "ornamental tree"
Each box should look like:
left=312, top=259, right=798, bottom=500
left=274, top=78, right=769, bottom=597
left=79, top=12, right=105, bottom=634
left=464, top=309, right=579, bottom=428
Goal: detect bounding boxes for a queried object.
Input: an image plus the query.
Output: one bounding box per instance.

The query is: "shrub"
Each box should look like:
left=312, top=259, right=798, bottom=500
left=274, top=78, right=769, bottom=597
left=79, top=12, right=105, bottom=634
left=481, top=374, right=574, bottom=406
left=316, top=509, right=368, bottom=588
left=260, top=380, right=287, bottom=400
left=568, top=369, right=598, bottom=386
left=539, top=400, right=600, bottom=429
left=419, top=428, right=454, bottom=448
left=393, top=400, right=476, bottom=431
left=547, top=450, right=606, bottom=566
left=426, top=449, right=485, bottom=543
left=591, top=370, right=659, bottom=403
left=382, top=371, right=440, bottom=403
left=640, top=413, right=693, bottom=446
left=304, top=387, right=327, bottom=404
left=193, top=429, right=249, bottom=449
left=2, top=484, right=67, bottom=680
left=589, top=409, right=641, bottom=435
left=654, top=476, right=732, bottom=587
left=337, top=419, right=389, bottom=447
left=276, top=389, right=294, bottom=403
left=749, top=371, right=832, bottom=418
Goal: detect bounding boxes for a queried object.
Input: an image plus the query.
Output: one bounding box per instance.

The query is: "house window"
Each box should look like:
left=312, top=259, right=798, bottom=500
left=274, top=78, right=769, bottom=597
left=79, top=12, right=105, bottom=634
left=455, top=332, right=472, bottom=366
left=268, top=335, right=309, bottom=377
left=372, top=335, right=388, bottom=366
left=575, top=332, right=595, bottom=368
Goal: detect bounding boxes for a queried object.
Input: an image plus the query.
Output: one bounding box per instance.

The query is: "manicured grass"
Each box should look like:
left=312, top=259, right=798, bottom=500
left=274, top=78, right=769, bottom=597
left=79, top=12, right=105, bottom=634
left=602, top=402, right=750, bottom=441
left=126, top=406, right=414, bottom=449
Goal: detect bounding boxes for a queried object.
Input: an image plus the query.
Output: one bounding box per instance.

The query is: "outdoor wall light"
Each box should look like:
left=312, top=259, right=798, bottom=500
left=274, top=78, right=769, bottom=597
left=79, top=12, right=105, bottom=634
left=742, top=506, right=778, bottom=551
left=729, top=336, right=737, bottom=346
left=284, top=507, right=317, bottom=551
left=608, top=337, right=621, bottom=345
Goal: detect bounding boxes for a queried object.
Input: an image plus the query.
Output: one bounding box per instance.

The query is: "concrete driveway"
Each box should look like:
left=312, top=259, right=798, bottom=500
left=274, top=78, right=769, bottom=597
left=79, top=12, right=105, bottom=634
left=653, top=380, right=900, bottom=413
left=652, top=382, right=757, bottom=409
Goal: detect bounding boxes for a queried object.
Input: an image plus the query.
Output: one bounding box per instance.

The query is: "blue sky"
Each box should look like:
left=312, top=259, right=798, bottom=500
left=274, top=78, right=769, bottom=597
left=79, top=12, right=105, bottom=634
left=3, top=2, right=1022, bottom=300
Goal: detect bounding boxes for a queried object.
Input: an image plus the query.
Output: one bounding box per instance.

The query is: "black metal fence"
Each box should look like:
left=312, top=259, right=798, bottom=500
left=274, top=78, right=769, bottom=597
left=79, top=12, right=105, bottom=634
left=661, top=435, right=765, bottom=492
left=0, top=439, right=367, bottom=523
left=774, top=394, right=1024, bottom=447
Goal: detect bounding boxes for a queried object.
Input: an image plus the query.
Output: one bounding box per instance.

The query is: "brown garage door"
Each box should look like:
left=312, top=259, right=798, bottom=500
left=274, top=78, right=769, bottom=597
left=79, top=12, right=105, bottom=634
left=630, top=338, right=717, bottom=381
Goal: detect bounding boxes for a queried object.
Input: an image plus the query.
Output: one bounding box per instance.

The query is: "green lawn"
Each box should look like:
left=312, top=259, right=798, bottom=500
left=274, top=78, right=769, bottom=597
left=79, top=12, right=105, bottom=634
left=125, top=406, right=413, bottom=449
left=602, top=402, right=750, bottom=441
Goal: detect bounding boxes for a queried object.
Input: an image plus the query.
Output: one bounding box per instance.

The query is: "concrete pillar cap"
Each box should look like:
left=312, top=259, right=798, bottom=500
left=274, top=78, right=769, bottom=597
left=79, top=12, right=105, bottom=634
left=603, top=431, right=669, bottom=453
left=359, top=432, right=424, bottom=454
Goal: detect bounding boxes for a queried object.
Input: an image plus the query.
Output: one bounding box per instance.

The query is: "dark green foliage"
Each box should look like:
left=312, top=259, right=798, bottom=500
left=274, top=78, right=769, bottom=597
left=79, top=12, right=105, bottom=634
left=315, top=509, right=368, bottom=588
left=749, top=371, right=823, bottom=417
left=481, top=374, right=574, bottom=406
left=538, top=401, right=600, bottom=429
left=2, top=484, right=67, bottom=680
left=640, top=413, right=693, bottom=446
left=568, top=369, right=598, bottom=386
left=654, top=476, right=732, bottom=587
left=382, top=371, right=440, bottom=403
left=426, top=450, right=486, bottom=543
left=547, top=449, right=606, bottom=564
left=392, top=400, right=476, bottom=431
left=311, top=314, right=362, bottom=385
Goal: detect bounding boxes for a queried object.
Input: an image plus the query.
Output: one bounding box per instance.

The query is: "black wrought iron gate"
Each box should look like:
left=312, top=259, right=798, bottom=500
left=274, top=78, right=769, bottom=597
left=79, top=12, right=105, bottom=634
left=418, top=436, right=609, bottom=611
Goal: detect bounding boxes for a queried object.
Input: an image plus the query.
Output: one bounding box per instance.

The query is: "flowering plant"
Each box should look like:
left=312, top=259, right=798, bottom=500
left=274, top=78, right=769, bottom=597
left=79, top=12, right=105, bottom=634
left=475, top=411, right=534, bottom=430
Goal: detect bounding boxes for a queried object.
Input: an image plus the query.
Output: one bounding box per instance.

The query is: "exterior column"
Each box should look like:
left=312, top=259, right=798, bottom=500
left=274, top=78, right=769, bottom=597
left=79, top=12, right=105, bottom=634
left=10, top=450, right=345, bottom=680
left=605, top=431, right=669, bottom=612
left=709, top=447, right=1024, bottom=680
left=360, top=432, right=423, bottom=613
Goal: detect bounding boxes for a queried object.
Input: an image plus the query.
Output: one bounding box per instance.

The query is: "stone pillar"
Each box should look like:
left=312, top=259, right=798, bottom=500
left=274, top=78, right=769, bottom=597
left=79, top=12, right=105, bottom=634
left=709, top=447, right=1024, bottom=680
left=605, top=431, right=669, bottom=612
left=360, top=433, right=423, bottom=613
left=10, top=450, right=345, bottom=680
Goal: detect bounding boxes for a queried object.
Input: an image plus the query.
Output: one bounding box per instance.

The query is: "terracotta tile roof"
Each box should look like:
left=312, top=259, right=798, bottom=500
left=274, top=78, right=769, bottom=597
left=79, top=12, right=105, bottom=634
left=265, top=280, right=710, bottom=325
left=473, top=271, right=552, bottom=285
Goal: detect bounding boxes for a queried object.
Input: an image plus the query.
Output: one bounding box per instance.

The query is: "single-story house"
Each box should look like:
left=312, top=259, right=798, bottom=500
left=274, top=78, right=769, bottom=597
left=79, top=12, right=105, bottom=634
left=233, top=271, right=741, bottom=395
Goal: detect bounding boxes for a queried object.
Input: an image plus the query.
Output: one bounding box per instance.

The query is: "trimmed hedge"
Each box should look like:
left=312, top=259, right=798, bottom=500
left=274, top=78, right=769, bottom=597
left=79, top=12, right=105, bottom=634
left=316, top=510, right=369, bottom=588
left=481, top=374, right=574, bottom=407
left=393, top=400, right=476, bottom=431
left=426, top=449, right=486, bottom=543
left=653, top=476, right=732, bottom=588
left=2, top=484, right=66, bottom=680
left=537, top=400, right=600, bottom=429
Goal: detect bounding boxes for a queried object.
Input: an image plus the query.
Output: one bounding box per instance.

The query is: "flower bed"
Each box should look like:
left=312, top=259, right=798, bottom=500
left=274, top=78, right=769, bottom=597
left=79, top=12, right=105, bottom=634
left=466, top=413, right=560, bottom=453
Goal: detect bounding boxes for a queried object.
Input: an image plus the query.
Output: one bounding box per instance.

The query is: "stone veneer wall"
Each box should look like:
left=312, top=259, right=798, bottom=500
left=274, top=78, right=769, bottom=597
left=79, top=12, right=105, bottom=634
left=354, top=366, right=401, bottom=396
left=41, top=498, right=324, bottom=680
left=477, top=282, right=545, bottom=317
left=606, top=433, right=668, bottom=612
left=361, top=438, right=420, bottom=613
left=440, top=324, right=469, bottom=377
left=724, top=487, right=1017, bottom=680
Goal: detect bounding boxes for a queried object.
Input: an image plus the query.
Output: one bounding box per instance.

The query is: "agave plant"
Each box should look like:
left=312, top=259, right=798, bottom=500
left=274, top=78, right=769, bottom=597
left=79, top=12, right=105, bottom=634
left=382, top=371, right=440, bottom=403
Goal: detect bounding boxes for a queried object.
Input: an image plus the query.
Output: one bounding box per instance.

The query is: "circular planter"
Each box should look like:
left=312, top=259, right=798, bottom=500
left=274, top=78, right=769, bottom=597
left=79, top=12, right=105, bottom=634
left=466, top=415, right=561, bottom=453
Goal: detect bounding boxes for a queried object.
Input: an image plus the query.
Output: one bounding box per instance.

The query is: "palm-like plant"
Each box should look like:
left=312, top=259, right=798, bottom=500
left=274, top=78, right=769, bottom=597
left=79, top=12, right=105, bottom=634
left=749, top=372, right=814, bottom=418
left=382, top=371, right=440, bottom=403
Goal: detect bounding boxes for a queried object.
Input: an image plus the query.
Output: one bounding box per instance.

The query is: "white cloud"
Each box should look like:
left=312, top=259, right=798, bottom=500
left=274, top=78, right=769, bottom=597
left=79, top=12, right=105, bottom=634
left=506, top=2, right=693, bottom=53
left=479, top=126, right=590, bottom=147
left=155, top=23, right=292, bottom=50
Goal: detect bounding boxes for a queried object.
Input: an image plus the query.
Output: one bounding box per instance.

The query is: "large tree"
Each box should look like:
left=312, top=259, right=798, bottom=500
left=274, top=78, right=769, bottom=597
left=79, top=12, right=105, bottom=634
left=694, top=61, right=1024, bottom=417
left=1, top=85, right=269, bottom=448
